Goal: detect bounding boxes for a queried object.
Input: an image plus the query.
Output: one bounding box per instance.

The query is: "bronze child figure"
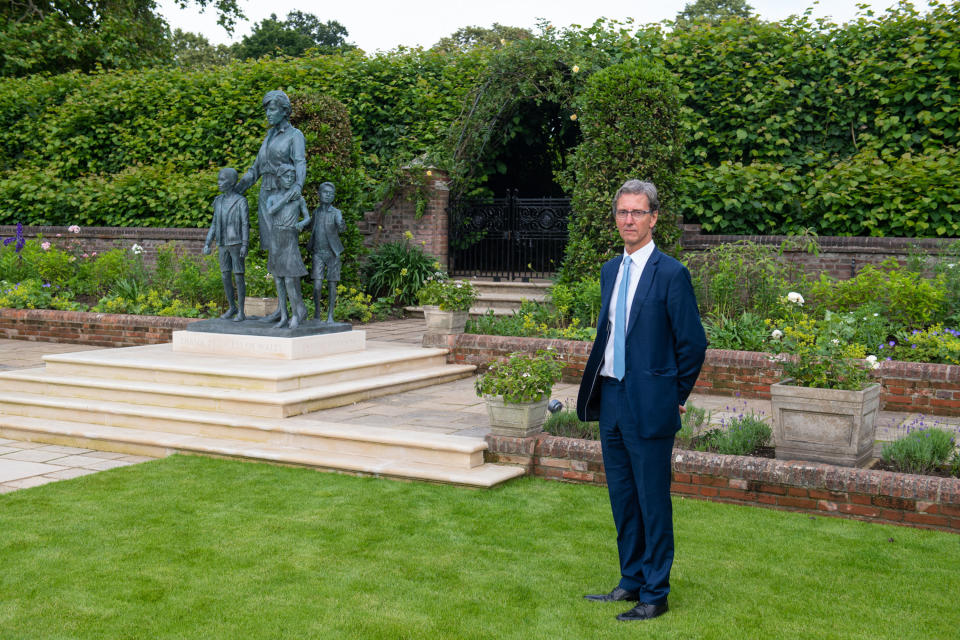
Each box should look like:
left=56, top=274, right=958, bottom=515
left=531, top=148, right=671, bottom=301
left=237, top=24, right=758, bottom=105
left=203, top=167, right=249, bottom=322
left=264, top=163, right=310, bottom=329
left=307, top=182, right=346, bottom=323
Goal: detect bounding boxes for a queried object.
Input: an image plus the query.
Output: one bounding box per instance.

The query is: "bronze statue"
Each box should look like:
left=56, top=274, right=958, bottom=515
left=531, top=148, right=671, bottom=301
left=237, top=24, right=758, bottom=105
left=236, top=89, right=306, bottom=323
left=203, top=167, right=249, bottom=322
left=307, top=182, right=346, bottom=322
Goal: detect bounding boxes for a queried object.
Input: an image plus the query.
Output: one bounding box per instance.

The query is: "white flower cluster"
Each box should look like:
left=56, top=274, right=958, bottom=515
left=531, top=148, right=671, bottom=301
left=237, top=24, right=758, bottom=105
left=865, top=355, right=881, bottom=370
left=131, top=243, right=144, bottom=255
left=770, top=329, right=783, bottom=341
left=786, top=291, right=804, bottom=306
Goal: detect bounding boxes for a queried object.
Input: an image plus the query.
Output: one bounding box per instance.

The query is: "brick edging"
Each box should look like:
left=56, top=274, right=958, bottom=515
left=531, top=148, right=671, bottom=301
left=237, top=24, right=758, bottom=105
left=485, top=433, right=960, bottom=533
left=0, top=308, right=198, bottom=347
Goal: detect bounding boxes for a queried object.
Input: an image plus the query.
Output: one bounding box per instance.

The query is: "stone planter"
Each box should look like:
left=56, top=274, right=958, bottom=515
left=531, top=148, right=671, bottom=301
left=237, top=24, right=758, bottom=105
left=423, top=306, right=468, bottom=334
left=770, top=379, right=882, bottom=467
left=244, top=297, right=278, bottom=317
left=484, top=394, right=549, bottom=438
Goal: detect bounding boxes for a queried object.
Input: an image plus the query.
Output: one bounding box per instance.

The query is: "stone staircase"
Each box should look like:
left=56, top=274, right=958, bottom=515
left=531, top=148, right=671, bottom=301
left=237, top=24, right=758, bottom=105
left=408, top=278, right=552, bottom=317
left=0, top=336, right=525, bottom=488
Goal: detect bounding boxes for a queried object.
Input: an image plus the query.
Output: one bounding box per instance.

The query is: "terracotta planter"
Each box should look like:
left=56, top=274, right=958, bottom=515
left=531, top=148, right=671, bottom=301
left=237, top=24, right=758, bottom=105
left=484, top=394, right=549, bottom=438
left=770, top=379, right=881, bottom=467
left=244, top=297, right=278, bottom=316
left=423, top=306, right=468, bottom=334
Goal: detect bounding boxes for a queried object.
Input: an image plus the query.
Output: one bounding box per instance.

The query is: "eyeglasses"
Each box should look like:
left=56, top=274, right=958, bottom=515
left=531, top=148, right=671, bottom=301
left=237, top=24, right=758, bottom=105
left=615, top=209, right=655, bottom=219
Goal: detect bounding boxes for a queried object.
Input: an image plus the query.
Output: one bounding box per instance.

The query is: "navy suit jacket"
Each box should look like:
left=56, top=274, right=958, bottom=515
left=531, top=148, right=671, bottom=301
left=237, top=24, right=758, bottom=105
left=576, top=247, right=707, bottom=439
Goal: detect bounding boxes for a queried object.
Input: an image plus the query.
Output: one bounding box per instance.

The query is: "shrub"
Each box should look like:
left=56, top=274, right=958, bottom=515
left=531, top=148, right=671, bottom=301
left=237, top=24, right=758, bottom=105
left=558, top=57, right=684, bottom=281
left=364, top=239, right=439, bottom=307
left=694, top=411, right=772, bottom=456
left=688, top=241, right=796, bottom=320
left=475, top=350, right=563, bottom=404
left=676, top=404, right=709, bottom=448
left=0, top=278, right=83, bottom=310
left=704, top=312, right=770, bottom=352
left=548, top=277, right=601, bottom=329
left=417, top=276, right=477, bottom=312
left=887, top=325, right=960, bottom=366
left=881, top=428, right=957, bottom=476
left=543, top=409, right=599, bottom=441
left=92, top=289, right=218, bottom=318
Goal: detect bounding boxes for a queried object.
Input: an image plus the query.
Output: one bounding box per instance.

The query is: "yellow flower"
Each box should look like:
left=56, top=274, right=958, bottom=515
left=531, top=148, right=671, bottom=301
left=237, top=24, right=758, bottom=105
left=426, top=170, right=433, bottom=176
left=572, top=65, right=580, bottom=73
left=570, top=113, right=578, bottom=121
left=404, top=230, right=414, bottom=240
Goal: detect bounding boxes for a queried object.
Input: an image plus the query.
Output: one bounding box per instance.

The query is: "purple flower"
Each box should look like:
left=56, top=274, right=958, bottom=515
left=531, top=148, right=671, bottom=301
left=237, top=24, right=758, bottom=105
left=911, top=344, right=918, bottom=349
left=889, top=341, right=896, bottom=347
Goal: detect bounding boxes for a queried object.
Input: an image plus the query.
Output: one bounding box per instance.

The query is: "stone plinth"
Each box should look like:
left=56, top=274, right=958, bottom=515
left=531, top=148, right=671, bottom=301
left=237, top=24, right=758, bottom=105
left=172, top=330, right=366, bottom=360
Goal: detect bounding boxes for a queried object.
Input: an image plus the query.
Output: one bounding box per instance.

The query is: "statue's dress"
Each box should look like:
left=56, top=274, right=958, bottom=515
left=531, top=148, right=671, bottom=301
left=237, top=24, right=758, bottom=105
left=267, top=197, right=308, bottom=278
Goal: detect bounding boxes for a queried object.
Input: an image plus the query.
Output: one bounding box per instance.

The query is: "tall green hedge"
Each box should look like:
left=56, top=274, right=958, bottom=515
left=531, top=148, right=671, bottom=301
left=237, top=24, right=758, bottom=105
left=558, top=58, right=684, bottom=281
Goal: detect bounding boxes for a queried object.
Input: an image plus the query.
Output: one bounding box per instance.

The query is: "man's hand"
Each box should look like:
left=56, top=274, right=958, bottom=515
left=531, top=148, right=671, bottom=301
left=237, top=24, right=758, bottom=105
left=678, top=405, right=686, bottom=415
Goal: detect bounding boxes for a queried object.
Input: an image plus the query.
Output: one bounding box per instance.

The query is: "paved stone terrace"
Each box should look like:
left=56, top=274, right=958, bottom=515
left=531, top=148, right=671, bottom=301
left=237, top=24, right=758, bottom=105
left=2, top=319, right=957, bottom=493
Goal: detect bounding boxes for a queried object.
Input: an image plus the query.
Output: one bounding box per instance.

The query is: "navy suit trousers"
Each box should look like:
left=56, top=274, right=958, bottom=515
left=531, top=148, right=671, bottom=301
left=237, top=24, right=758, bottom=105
left=599, top=377, right=675, bottom=604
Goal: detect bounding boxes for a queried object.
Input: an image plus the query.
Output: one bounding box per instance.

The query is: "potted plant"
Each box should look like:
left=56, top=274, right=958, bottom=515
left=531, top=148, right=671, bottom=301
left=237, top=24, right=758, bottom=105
left=768, top=292, right=882, bottom=467
left=417, top=275, right=477, bottom=334
left=475, top=349, right=563, bottom=437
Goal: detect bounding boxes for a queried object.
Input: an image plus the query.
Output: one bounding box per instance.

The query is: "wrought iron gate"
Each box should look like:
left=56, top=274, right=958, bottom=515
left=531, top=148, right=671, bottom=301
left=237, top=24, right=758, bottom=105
left=448, top=190, right=570, bottom=280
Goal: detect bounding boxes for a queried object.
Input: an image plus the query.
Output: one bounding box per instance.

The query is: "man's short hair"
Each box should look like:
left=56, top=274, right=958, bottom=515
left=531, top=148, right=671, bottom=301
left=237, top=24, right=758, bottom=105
left=319, top=182, right=335, bottom=194
left=262, top=89, right=292, bottom=117
left=612, top=180, right=660, bottom=216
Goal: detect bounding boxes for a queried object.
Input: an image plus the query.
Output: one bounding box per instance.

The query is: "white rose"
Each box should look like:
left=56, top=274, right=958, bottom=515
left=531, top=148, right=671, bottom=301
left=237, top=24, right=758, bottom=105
left=770, top=329, right=783, bottom=340
left=787, top=292, right=804, bottom=306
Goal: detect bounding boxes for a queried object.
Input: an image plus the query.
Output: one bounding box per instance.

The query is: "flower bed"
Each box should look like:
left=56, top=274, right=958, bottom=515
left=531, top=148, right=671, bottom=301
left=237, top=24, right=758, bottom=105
left=485, top=432, right=960, bottom=534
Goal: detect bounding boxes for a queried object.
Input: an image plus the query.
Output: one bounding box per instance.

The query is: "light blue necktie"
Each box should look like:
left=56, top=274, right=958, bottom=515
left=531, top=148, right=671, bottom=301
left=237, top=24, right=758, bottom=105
left=613, top=255, right=631, bottom=380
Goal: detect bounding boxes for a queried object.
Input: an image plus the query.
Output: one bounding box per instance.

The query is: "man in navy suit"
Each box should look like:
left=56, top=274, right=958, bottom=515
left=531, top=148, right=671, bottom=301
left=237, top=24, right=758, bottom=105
left=577, top=179, right=707, bottom=621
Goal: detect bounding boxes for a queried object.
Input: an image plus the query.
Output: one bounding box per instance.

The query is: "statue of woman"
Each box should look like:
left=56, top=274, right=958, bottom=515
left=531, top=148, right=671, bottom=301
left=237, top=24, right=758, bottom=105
left=236, top=89, right=306, bottom=323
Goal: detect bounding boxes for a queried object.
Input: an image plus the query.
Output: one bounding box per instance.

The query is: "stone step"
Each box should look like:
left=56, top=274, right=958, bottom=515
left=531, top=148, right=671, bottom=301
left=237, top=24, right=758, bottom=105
left=0, top=392, right=486, bottom=468
left=0, top=414, right=525, bottom=488
left=0, top=362, right=476, bottom=419
left=40, top=342, right=453, bottom=393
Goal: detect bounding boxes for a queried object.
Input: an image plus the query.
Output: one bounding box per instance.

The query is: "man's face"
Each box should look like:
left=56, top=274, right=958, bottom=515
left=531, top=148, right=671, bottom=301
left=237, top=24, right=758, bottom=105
left=615, top=192, right=658, bottom=253
left=218, top=172, right=235, bottom=193
left=319, top=186, right=335, bottom=204
left=265, top=101, right=286, bottom=126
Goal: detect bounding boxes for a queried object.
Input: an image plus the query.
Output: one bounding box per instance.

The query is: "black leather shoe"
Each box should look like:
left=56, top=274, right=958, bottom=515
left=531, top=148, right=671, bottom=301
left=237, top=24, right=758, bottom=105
left=584, top=587, right=639, bottom=602
left=616, top=601, right=668, bottom=621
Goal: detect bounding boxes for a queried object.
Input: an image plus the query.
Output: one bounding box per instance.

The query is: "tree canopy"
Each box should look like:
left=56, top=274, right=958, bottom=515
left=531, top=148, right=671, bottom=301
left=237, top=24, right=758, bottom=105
left=673, top=0, right=755, bottom=26
left=0, top=0, right=243, bottom=76
left=432, top=24, right=533, bottom=51
left=232, top=11, right=354, bottom=59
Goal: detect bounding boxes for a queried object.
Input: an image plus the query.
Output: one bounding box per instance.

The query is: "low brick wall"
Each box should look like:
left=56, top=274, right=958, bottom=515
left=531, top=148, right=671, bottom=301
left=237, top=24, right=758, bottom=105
left=446, top=334, right=960, bottom=416
left=0, top=308, right=197, bottom=347
left=485, top=433, right=960, bottom=533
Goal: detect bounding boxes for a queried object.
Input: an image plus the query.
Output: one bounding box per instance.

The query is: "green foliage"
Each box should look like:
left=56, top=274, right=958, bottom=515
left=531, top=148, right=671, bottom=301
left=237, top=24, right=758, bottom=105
left=363, top=238, right=439, bottom=306
left=92, top=288, right=219, bottom=318
left=881, top=427, right=957, bottom=476
left=0, top=278, right=82, bottom=310
left=548, top=278, right=601, bottom=329
left=474, top=349, right=563, bottom=404
left=688, top=241, right=795, bottom=319
left=776, top=320, right=875, bottom=391
left=232, top=12, right=353, bottom=60
left=542, top=408, right=599, bottom=440
left=887, top=325, right=960, bottom=366
left=171, top=29, right=235, bottom=69
left=676, top=404, right=710, bottom=448
left=0, top=0, right=243, bottom=77
left=417, top=277, right=477, bottom=312
left=694, top=410, right=771, bottom=456
left=465, top=302, right=596, bottom=342
left=703, top=312, right=769, bottom=352
left=808, top=260, right=947, bottom=329
left=674, top=0, right=755, bottom=27
left=558, top=57, right=684, bottom=280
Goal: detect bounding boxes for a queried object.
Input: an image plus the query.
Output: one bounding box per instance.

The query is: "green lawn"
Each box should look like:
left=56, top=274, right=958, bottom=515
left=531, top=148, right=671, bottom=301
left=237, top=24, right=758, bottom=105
left=1, top=455, right=957, bottom=639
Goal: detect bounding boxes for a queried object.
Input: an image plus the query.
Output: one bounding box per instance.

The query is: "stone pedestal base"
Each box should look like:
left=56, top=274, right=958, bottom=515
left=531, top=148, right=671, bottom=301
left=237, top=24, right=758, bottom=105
left=172, top=329, right=366, bottom=360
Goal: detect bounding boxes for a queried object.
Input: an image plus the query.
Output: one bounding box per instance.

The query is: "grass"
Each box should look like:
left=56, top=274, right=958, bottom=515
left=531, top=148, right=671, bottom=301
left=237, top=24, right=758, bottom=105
left=1, top=455, right=958, bottom=639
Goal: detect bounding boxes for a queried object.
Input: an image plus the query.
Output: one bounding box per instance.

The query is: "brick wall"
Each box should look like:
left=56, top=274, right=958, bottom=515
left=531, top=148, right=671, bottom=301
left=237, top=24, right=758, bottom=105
left=444, top=334, right=960, bottom=416
left=485, top=433, right=960, bottom=533
left=0, top=308, right=197, bottom=347
left=0, top=225, right=207, bottom=268
left=359, top=169, right=451, bottom=268
left=681, top=224, right=955, bottom=280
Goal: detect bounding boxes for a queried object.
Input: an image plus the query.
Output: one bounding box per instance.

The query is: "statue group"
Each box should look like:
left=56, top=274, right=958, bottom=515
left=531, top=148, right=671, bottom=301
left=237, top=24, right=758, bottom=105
left=203, top=90, right=346, bottom=329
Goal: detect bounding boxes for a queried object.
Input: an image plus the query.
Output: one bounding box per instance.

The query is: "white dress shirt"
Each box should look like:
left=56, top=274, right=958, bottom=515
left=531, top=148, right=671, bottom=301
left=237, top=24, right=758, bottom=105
left=599, top=242, right=656, bottom=378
